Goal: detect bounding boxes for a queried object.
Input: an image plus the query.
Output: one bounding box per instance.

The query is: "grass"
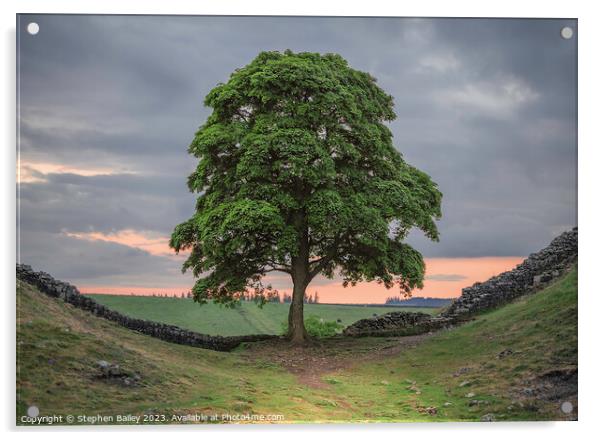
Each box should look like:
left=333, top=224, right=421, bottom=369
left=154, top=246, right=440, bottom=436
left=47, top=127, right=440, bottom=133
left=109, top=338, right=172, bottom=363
left=17, top=281, right=334, bottom=423
left=86, top=294, right=437, bottom=336
left=321, top=267, right=577, bottom=421
left=16, top=267, right=577, bottom=424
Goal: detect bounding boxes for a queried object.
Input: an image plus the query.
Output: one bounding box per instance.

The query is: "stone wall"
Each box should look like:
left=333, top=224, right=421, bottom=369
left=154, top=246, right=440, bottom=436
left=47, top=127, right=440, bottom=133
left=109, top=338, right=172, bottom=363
left=16, top=264, right=278, bottom=352
left=343, top=227, right=577, bottom=337
left=343, top=311, right=452, bottom=337
left=440, top=227, right=577, bottom=320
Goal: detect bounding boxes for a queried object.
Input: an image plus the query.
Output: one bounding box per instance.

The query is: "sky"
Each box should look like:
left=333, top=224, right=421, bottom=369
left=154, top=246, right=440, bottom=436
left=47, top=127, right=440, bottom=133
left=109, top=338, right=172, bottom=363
left=17, top=15, right=577, bottom=302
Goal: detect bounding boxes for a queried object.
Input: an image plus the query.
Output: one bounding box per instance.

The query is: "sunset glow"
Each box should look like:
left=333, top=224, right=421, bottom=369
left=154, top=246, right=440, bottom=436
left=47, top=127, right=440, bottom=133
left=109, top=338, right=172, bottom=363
left=302, top=257, right=525, bottom=303
left=79, top=256, right=525, bottom=302
left=18, top=160, right=128, bottom=183
left=64, top=229, right=176, bottom=257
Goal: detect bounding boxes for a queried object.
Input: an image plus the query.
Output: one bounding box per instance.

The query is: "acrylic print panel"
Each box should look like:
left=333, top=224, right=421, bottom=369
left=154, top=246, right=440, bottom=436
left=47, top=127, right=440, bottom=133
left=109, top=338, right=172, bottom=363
left=16, top=15, right=577, bottom=425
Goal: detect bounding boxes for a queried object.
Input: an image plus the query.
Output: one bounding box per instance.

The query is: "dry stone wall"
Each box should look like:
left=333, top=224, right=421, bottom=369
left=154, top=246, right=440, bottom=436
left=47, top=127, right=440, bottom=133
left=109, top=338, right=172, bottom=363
left=343, top=311, right=451, bottom=337
left=343, top=228, right=578, bottom=337
left=16, top=264, right=278, bottom=351
left=441, top=227, right=577, bottom=320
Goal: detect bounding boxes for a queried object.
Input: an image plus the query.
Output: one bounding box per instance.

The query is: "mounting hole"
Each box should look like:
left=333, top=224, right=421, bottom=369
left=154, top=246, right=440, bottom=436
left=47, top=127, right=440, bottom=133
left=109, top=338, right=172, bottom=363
left=561, top=401, right=573, bottom=414
left=560, top=26, right=573, bottom=40
left=27, top=22, right=39, bottom=35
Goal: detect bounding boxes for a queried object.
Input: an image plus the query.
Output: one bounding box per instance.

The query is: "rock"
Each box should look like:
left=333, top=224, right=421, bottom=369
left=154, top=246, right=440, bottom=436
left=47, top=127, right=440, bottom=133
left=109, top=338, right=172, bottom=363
left=465, top=392, right=476, bottom=398
left=97, top=361, right=123, bottom=378
left=95, top=361, right=141, bottom=386
left=459, top=380, right=471, bottom=387
left=469, top=400, right=489, bottom=407
left=453, top=367, right=471, bottom=377
left=481, top=413, right=495, bottom=422
left=97, top=360, right=110, bottom=369
left=418, top=406, right=438, bottom=415
left=534, top=368, right=577, bottom=401
left=497, top=349, right=514, bottom=359
left=443, top=402, right=453, bottom=407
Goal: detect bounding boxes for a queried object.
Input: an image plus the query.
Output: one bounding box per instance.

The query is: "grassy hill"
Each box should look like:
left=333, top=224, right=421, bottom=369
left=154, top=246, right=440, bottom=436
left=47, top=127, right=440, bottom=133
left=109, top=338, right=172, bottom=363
left=17, top=267, right=576, bottom=424
left=86, top=294, right=437, bottom=336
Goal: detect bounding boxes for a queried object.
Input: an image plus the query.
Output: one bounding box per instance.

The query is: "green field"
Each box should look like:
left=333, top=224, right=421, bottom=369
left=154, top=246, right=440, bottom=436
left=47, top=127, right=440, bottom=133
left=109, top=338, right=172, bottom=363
left=17, top=267, right=577, bottom=423
left=86, top=295, right=437, bottom=336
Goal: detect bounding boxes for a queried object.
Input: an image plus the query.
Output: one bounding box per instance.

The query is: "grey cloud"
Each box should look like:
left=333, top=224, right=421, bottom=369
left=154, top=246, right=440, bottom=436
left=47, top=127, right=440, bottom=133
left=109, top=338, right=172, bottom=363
left=18, top=173, right=195, bottom=234
left=19, top=230, right=193, bottom=288
left=17, top=15, right=577, bottom=286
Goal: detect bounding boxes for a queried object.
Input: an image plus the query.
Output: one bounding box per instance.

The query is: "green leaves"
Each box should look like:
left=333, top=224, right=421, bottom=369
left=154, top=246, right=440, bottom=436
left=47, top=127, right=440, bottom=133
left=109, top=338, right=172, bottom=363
left=171, top=50, right=442, bottom=306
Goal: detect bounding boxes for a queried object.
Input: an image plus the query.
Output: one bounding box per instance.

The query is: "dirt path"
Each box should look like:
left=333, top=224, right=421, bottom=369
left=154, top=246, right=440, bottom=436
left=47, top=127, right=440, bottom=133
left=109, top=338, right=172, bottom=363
left=242, top=333, right=434, bottom=388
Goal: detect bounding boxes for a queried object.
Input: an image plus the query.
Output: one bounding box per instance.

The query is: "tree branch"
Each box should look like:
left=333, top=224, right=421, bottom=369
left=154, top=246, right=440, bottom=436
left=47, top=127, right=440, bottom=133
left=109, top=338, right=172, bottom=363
left=308, top=237, right=343, bottom=279
left=265, top=258, right=291, bottom=271
left=263, top=265, right=292, bottom=275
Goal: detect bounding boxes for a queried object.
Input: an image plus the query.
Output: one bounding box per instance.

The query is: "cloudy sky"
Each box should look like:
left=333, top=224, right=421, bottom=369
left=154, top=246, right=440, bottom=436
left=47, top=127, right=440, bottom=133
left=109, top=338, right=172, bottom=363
left=17, top=15, right=577, bottom=301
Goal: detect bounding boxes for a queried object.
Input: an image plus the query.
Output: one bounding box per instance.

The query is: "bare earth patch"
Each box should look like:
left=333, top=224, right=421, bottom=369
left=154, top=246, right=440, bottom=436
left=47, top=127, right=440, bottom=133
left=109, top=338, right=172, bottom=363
left=242, top=333, right=435, bottom=388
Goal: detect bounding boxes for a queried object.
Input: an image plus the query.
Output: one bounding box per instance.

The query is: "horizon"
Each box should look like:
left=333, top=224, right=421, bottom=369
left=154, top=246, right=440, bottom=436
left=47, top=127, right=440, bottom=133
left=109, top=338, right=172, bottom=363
left=84, top=291, right=457, bottom=303
left=75, top=256, right=525, bottom=302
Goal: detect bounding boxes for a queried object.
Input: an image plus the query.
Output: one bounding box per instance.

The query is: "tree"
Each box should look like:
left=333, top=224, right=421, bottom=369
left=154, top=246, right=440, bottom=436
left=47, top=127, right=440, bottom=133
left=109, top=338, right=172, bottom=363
left=170, top=50, right=442, bottom=343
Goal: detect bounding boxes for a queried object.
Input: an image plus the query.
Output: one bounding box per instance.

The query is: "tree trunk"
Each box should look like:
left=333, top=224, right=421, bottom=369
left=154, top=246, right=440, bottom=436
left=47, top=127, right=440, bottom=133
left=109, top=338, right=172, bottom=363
left=287, top=208, right=311, bottom=343
left=287, top=279, right=309, bottom=343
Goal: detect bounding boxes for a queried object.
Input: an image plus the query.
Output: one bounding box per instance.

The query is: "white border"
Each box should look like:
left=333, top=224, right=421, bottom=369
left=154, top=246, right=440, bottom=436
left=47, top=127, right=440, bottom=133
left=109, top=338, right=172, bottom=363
left=2, top=1, right=600, bottom=439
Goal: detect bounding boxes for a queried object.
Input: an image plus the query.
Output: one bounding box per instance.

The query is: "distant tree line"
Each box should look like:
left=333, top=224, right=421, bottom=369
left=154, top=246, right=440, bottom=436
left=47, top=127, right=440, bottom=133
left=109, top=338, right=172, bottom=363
left=241, top=290, right=280, bottom=303
left=384, top=296, right=452, bottom=307
left=135, top=290, right=321, bottom=304
left=144, top=291, right=193, bottom=298
left=306, top=292, right=319, bottom=304
left=251, top=291, right=320, bottom=304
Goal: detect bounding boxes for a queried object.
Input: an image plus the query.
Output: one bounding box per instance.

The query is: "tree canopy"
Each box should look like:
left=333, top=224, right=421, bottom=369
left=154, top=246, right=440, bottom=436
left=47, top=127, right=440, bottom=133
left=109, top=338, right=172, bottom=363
left=170, top=50, right=442, bottom=330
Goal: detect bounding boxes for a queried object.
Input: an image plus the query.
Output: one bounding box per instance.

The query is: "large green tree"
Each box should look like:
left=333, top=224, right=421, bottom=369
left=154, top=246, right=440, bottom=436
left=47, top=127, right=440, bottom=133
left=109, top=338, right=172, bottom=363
left=170, top=51, right=442, bottom=343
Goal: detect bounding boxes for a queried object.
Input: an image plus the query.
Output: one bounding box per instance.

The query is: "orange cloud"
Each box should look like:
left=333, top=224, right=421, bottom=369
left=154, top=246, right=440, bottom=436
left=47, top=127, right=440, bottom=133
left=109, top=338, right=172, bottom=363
left=64, top=229, right=178, bottom=257
left=18, top=160, right=134, bottom=183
